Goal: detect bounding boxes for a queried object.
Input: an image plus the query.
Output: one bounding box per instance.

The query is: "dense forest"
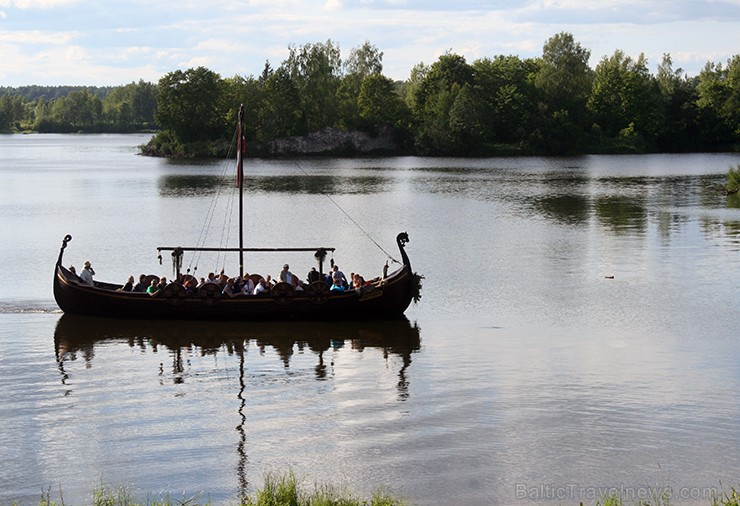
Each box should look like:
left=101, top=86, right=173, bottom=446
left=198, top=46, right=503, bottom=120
left=1, top=33, right=738, bottom=156
left=0, top=82, right=157, bottom=133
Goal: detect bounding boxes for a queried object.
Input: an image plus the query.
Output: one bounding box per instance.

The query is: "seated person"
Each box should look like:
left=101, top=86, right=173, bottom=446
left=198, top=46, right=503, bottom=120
left=279, top=264, right=294, bottom=285
left=133, top=274, right=148, bottom=292
left=183, top=276, right=198, bottom=294
left=329, top=279, right=345, bottom=292
left=222, top=278, right=240, bottom=298
left=352, top=273, right=366, bottom=289
left=241, top=274, right=255, bottom=295
left=122, top=275, right=135, bottom=291
left=146, top=278, right=162, bottom=296
left=253, top=278, right=269, bottom=295
left=307, top=267, right=321, bottom=284
left=292, top=277, right=305, bottom=292
left=79, top=260, right=95, bottom=286
left=331, top=265, right=348, bottom=288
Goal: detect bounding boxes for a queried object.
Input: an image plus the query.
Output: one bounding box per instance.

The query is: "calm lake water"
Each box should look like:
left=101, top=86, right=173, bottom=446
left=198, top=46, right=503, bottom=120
left=1, top=134, right=739, bottom=505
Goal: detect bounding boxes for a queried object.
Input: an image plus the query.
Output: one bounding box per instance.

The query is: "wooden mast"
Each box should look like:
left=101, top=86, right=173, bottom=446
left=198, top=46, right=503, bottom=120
left=238, top=104, right=245, bottom=278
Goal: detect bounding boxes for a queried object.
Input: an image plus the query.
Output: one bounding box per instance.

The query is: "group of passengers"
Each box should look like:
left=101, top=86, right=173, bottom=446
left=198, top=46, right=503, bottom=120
left=72, top=259, right=373, bottom=298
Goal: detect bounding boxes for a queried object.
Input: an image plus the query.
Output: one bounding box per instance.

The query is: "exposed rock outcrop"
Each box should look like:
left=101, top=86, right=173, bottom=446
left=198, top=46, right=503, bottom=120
left=267, top=126, right=398, bottom=156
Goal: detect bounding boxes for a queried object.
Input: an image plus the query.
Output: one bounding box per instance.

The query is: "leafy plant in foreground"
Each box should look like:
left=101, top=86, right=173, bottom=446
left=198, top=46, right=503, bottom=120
left=727, top=164, right=740, bottom=194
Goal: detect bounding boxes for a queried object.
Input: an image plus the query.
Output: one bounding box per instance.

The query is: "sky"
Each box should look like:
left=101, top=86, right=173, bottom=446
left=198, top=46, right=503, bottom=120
left=0, top=0, right=738, bottom=87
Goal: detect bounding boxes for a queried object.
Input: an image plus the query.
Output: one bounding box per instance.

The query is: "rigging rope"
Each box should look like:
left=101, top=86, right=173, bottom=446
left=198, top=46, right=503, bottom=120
left=291, top=161, right=400, bottom=264
left=186, top=126, right=240, bottom=276
left=183, top=123, right=401, bottom=277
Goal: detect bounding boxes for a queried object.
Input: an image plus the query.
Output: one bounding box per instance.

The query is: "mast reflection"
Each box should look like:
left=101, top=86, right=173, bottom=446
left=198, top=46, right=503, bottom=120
left=53, top=314, right=422, bottom=500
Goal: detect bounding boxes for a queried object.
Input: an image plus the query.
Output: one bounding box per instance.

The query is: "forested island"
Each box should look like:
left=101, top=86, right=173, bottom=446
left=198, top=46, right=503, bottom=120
left=1, top=33, right=738, bottom=156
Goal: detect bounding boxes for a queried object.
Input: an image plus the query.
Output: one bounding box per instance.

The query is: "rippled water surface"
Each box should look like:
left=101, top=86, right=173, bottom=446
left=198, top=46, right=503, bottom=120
left=1, top=134, right=740, bottom=505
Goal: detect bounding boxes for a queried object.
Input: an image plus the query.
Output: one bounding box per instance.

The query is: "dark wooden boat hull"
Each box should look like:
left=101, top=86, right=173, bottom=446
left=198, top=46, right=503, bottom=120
left=54, top=234, right=417, bottom=321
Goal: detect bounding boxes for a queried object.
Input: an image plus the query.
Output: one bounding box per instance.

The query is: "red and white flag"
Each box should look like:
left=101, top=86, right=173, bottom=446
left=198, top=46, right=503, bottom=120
left=235, top=124, right=246, bottom=187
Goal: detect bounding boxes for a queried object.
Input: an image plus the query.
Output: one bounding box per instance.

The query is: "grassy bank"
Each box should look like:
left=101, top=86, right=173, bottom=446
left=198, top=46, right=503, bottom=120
left=24, top=476, right=740, bottom=506
left=33, top=473, right=407, bottom=506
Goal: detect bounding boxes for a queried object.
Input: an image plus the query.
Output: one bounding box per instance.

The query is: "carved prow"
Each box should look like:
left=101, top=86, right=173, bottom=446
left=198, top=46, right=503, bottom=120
left=396, top=232, right=411, bottom=270
left=57, top=235, right=72, bottom=266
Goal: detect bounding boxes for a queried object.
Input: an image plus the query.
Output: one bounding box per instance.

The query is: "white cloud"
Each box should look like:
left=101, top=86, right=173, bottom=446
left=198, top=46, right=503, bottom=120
left=1, top=0, right=80, bottom=8
left=0, top=0, right=737, bottom=85
left=0, top=29, right=78, bottom=44
left=179, top=55, right=214, bottom=68
left=193, top=38, right=235, bottom=52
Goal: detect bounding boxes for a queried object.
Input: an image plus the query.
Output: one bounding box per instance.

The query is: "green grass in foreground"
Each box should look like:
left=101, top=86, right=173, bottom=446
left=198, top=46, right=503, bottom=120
left=727, top=164, right=740, bottom=194
left=241, top=471, right=404, bottom=506
left=28, top=477, right=740, bottom=506
left=34, top=472, right=407, bottom=506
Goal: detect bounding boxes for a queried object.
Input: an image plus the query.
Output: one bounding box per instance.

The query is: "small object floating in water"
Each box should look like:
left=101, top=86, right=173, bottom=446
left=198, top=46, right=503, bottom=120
left=605, top=275, right=614, bottom=279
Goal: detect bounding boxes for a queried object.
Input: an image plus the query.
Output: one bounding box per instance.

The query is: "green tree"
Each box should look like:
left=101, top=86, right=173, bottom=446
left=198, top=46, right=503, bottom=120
left=414, top=53, right=474, bottom=113
left=655, top=53, right=700, bottom=151
left=103, top=84, right=135, bottom=128
left=258, top=66, right=303, bottom=141
left=130, top=80, right=157, bottom=127
left=534, top=32, right=593, bottom=152
left=536, top=32, right=593, bottom=114
left=0, top=96, right=12, bottom=131
left=343, top=40, right=383, bottom=76
left=47, top=89, right=103, bottom=131
left=448, top=82, right=484, bottom=153
left=402, top=62, right=429, bottom=112
left=0, top=94, right=27, bottom=131
left=155, top=67, right=225, bottom=143
left=32, top=97, right=52, bottom=131
left=357, top=73, right=409, bottom=134
left=337, top=40, right=384, bottom=130
left=588, top=50, right=662, bottom=149
left=696, top=55, right=740, bottom=147
left=411, top=53, right=474, bottom=154
left=472, top=55, right=540, bottom=145
left=222, top=74, right=262, bottom=143
left=283, top=40, right=342, bottom=133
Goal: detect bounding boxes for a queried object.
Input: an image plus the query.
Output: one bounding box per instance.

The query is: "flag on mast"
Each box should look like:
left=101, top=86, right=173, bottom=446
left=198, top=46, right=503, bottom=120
left=235, top=123, right=246, bottom=187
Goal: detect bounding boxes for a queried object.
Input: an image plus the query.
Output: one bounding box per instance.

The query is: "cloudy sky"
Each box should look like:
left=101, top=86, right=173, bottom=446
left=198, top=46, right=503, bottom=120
left=0, top=0, right=738, bottom=87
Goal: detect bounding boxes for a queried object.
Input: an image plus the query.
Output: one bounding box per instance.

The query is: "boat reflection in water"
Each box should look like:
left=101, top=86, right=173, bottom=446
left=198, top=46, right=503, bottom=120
left=53, top=314, right=421, bottom=500
left=54, top=314, right=420, bottom=370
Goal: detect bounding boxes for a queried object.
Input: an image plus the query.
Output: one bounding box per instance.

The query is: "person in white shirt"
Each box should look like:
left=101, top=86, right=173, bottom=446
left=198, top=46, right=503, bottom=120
left=241, top=274, right=255, bottom=295
left=253, top=278, right=268, bottom=295
left=279, top=264, right=294, bottom=285
left=79, top=260, right=95, bottom=286
left=331, top=265, right=347, bottom=288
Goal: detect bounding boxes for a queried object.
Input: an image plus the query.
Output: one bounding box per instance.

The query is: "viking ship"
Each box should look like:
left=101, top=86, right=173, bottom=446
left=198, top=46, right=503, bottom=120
left=53, top=106, right=419, bottom=321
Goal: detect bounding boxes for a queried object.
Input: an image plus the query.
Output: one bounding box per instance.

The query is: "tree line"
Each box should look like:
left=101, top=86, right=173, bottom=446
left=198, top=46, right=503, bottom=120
left=0, top=82, right=157, bottom=133
left=1, top=33, right=738, bottom=155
